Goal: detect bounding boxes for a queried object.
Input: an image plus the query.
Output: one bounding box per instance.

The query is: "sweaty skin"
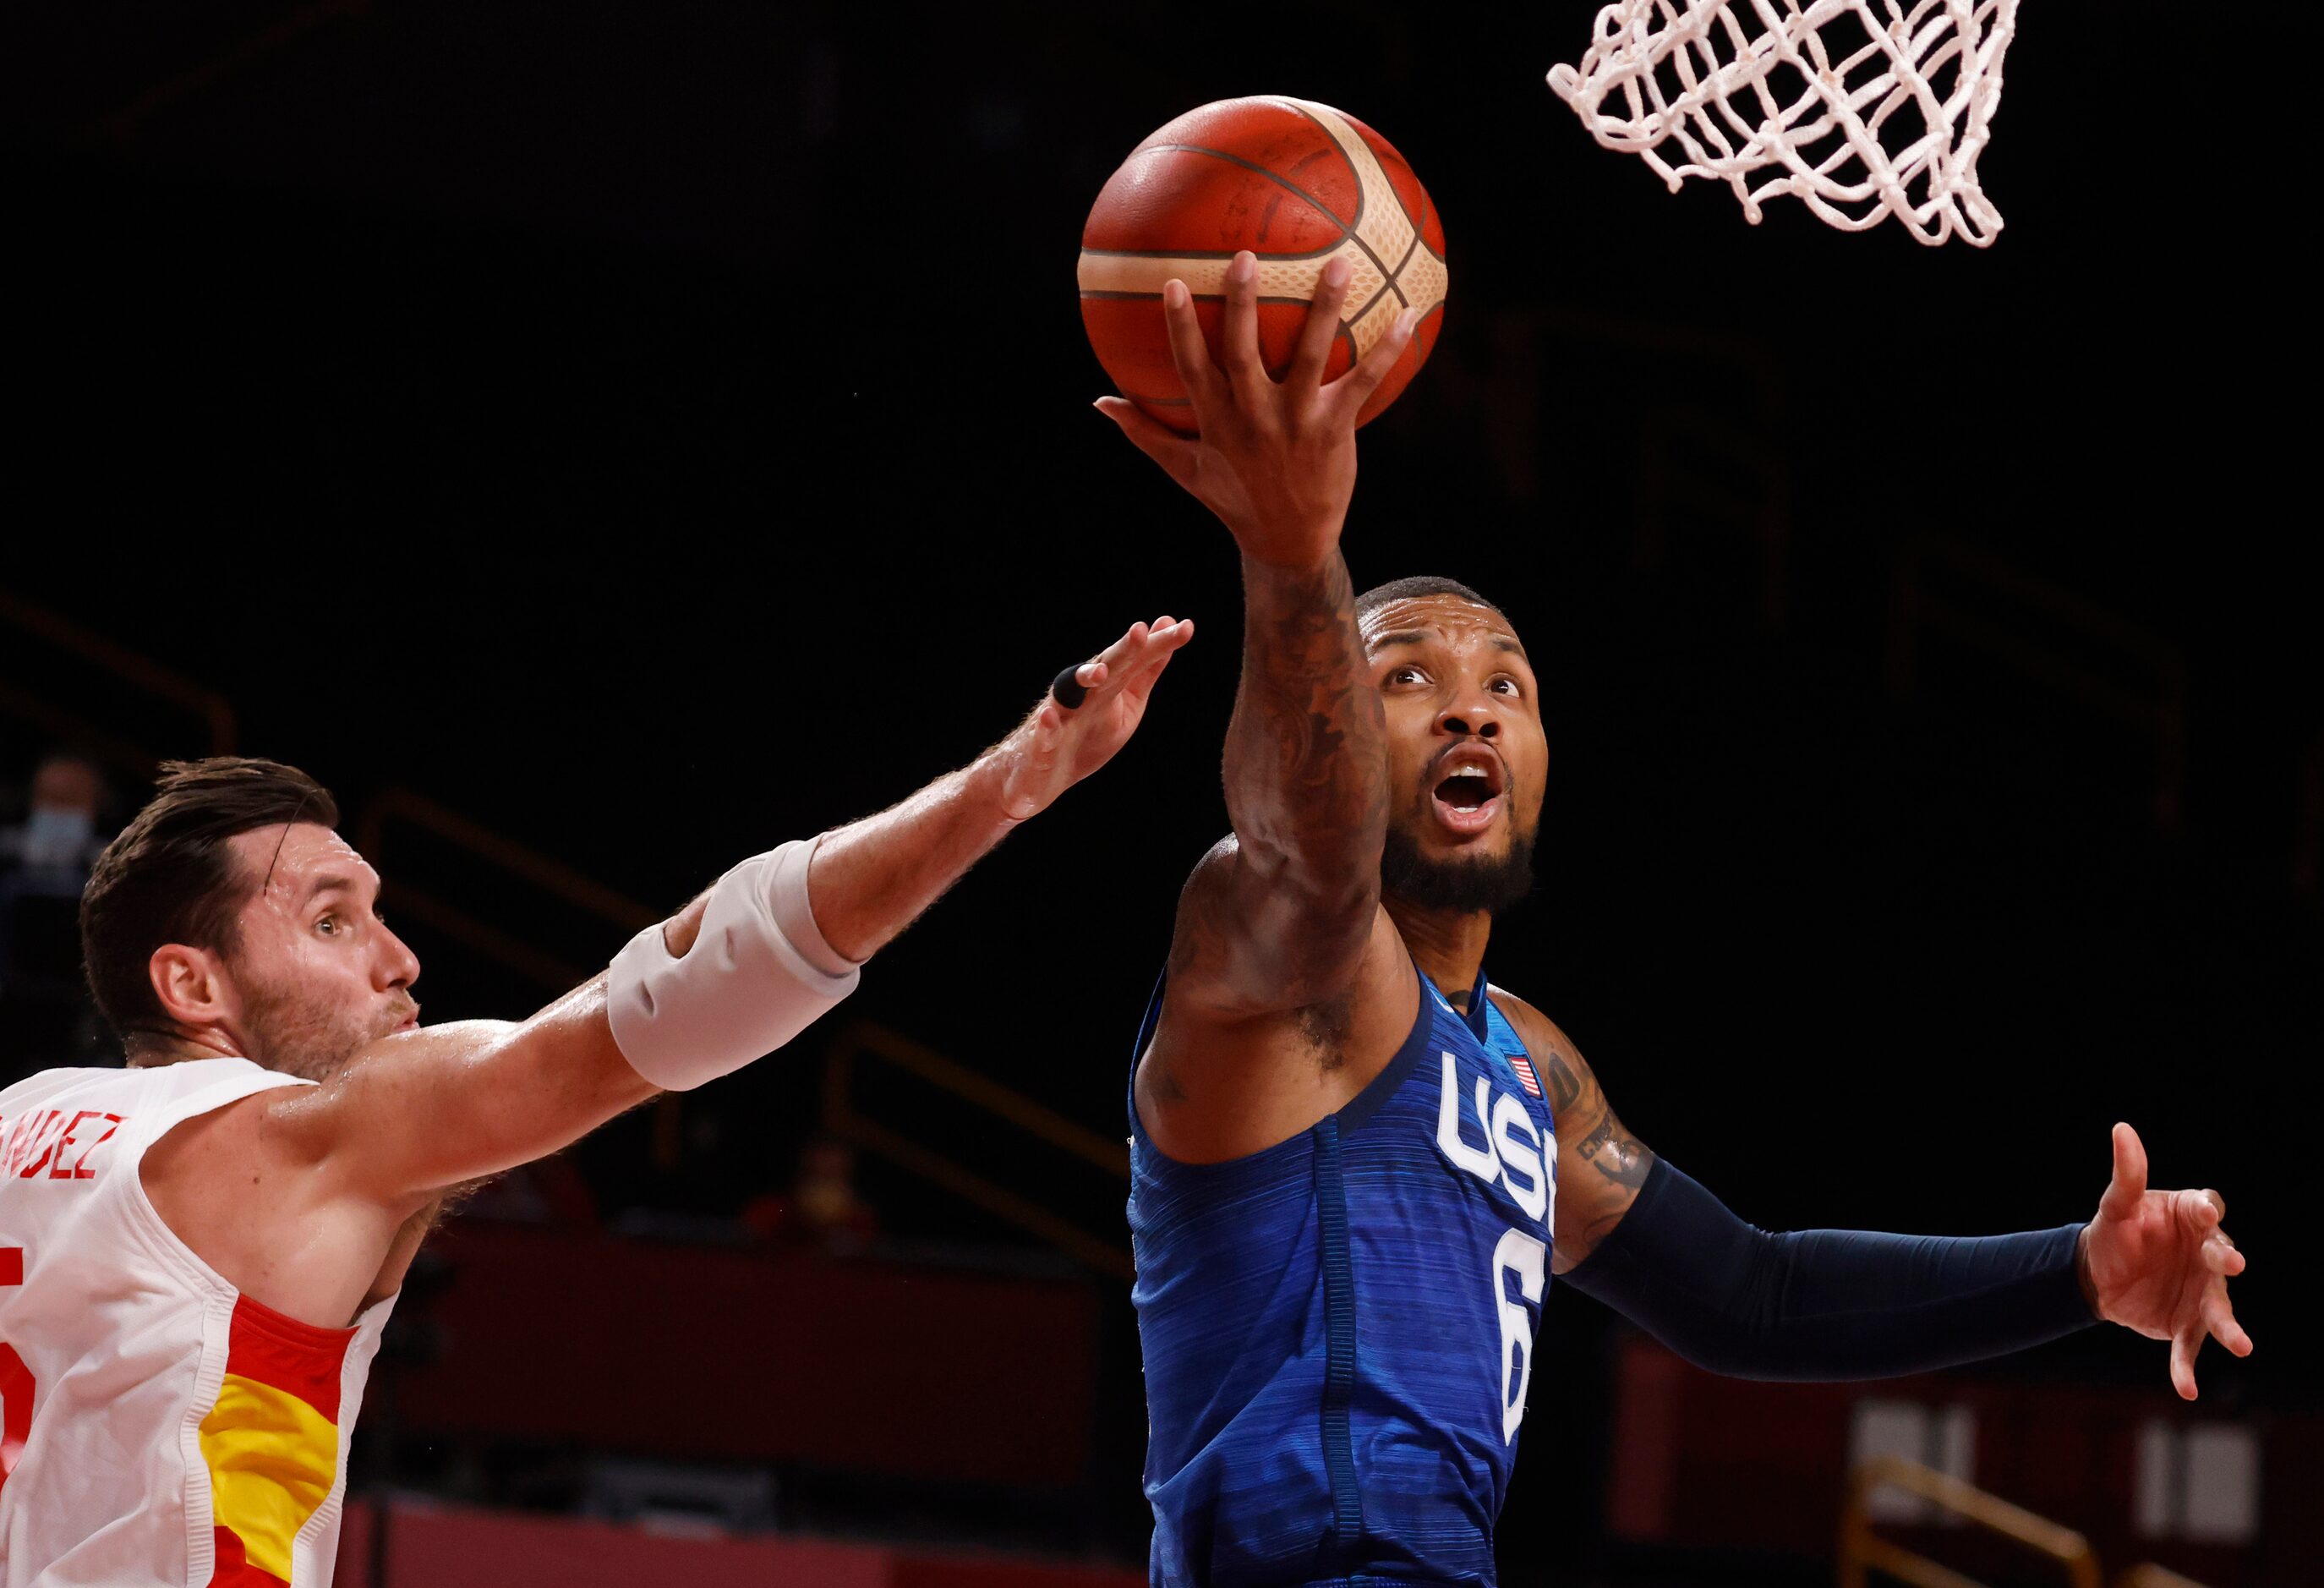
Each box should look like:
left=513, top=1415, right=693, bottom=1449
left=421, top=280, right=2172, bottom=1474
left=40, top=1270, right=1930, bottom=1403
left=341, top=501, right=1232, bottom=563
left=1132, top=584, right=1646, bottom=1270
left=1098, top=247, right=1647, bottom=1268
left=134, top=615, right=1193, bottom=1328
left=1106, top=249, right=2252, bottom=1391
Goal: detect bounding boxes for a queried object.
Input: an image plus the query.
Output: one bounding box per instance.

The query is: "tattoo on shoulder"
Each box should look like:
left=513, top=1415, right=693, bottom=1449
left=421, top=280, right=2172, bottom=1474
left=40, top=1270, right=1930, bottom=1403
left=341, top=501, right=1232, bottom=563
left=1544, top=1053, right=1583, bottom=1113
left=1577, top=1114, right=1653, bottom=1190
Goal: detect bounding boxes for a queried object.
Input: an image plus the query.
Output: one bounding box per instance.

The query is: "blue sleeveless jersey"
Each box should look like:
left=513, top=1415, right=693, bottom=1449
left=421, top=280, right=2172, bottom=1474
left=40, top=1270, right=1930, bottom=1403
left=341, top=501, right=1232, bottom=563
left=1128, top=965, right=1557, bottom=1587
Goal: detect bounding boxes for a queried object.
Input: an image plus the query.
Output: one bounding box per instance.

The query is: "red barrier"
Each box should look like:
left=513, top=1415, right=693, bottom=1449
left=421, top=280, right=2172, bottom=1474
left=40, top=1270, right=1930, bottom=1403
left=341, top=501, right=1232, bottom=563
left=391, top=1222, right=1102, bottom=1487
left=1606, top=1334, right=2313, bottom=1583
left=336, top=1501, right=1143, bottom=1588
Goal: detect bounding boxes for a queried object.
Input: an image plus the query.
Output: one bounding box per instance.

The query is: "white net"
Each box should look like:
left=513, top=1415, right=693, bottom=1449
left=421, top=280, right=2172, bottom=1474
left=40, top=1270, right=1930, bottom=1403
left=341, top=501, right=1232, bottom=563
left=1547, top=0, right=2021, bottom=246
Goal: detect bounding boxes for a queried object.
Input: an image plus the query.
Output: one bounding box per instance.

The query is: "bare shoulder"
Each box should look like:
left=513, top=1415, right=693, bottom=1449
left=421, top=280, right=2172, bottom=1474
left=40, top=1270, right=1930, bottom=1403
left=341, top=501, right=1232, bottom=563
left=1486, top=987, right=1657, bottom=1269
left=139, top=1083, right=311, bottom=1188
left=1159, top=832, right=1406, bottom=1038
left=1164, top=833, right=1246, bottom=965
left=1160, top=835, right=1271, bottom=1010
left=1485, top=986, right=1649, bottom=1159
left=1162, top=820, right=1383, bottom=1022
left=1482, top=987, right=1592, bottom=1117
left=141, top=1063, right=369, bottom=1185
left=141, top=1082, right=414, bottom=1325
left=1484, top=986, right=1575, bottom=1049
left=1137, top=850, right=1416, bottom=1164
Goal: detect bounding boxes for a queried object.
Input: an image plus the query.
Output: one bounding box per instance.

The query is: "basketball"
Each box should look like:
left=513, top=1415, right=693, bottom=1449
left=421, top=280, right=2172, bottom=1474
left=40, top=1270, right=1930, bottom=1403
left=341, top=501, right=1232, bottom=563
left=1078, top=96, right=1447, bottom=433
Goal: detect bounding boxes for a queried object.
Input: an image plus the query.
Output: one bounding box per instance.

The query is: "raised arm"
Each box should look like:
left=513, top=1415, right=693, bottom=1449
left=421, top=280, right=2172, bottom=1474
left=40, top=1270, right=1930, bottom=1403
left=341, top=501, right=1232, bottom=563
left=1100, top=253, right=1418, bottom=1016
left=1173, top=547, right=1381, bottom=1013
left=280, top=615, right=1192, bottom=1208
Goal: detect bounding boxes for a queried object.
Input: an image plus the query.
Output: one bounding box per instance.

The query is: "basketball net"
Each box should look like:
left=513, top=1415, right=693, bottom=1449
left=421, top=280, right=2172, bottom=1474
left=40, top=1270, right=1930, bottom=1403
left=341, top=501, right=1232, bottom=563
left=1547, top=0, right=2021, bottom=246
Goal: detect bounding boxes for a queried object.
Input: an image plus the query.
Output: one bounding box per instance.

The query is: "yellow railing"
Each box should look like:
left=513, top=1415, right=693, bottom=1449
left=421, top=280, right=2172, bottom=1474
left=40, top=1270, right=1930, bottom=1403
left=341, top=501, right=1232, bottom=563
left=2113, top=1569, right=2209, bottom=1588
left=823, top=1019, right=1134, bottom=1281
left=1839, top=1455, right=2102, bottom=1588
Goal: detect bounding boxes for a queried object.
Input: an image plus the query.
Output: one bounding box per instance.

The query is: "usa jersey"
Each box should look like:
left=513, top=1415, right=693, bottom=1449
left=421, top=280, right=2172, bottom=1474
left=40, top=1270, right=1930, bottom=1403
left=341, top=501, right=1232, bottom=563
left=0, top=1060, right=393, bottom=1588
left=1129, top=966, right=1556, bottom=1587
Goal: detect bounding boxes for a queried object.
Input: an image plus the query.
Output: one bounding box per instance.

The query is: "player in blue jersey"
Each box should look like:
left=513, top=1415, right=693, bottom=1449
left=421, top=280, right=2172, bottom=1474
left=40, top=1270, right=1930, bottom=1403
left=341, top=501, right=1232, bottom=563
left=1095, top=252, right=2256, bottom=1588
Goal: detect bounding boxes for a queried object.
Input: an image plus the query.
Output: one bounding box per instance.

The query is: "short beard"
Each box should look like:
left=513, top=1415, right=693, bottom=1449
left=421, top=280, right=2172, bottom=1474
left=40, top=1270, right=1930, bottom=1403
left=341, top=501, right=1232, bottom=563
left=1381, top=823, right=1538, bottom=916
left=234, top=966, right=405, bottom=1081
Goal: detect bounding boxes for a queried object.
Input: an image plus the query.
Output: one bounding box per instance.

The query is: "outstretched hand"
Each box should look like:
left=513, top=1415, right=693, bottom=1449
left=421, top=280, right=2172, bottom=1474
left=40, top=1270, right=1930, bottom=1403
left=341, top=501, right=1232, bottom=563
left=994, top=615, right=1195, bottom=823
left=2081, top=1121, right=2253, bottom=1399
left=1096, top=251, right=1419, bottom=569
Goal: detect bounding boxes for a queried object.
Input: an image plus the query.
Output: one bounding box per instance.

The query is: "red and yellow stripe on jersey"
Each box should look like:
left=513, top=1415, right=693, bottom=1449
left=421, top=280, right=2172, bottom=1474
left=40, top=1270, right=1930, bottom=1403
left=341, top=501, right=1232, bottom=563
left=197, top=1295, right=356, bottom=1588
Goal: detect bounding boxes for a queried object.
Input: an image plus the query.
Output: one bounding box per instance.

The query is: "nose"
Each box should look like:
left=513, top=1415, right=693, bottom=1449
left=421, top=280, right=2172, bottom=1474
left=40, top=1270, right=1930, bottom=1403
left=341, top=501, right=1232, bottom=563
left=377, top=921, right=423, bottom=993
left=1437, top=691, right=1502, bottom=742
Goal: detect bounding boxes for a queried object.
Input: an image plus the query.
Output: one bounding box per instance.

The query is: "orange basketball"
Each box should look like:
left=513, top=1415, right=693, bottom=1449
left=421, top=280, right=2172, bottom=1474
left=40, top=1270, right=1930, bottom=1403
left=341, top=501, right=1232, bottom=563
left=1079, top=96, right=1447, bottom=433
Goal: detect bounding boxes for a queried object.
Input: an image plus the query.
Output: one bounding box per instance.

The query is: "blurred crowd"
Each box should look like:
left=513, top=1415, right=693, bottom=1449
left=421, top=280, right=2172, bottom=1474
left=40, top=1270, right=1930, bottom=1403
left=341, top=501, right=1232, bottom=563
left=0, top=750, right=112, bottom=1078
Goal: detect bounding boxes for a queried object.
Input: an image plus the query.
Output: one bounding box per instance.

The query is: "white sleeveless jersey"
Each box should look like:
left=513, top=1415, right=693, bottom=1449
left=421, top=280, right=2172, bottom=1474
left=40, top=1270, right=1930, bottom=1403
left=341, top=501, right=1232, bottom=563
left=0, top=1060, right=393, bottom=1588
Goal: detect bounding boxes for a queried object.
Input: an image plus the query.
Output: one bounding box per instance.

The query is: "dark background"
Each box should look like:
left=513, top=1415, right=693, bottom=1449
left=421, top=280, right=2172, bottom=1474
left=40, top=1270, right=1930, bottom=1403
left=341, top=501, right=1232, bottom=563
left=2, top=3, right=2315, bottom=1581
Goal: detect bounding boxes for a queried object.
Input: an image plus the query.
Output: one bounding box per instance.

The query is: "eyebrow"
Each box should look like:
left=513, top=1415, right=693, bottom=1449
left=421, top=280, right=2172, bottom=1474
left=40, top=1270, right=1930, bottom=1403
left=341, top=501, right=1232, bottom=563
left=1368, top=629, right=1528, bottom=658
left=303, top=875, right=362, bottom=905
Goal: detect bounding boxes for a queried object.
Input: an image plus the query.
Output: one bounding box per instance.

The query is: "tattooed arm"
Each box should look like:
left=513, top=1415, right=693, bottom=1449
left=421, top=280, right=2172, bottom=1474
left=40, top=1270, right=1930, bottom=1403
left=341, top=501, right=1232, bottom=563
left=1490, top=992, right=1654, bottom=1272
left=1167, top=553, right=1387, bottom=1013
left=1100, top=251, right=1420, bottom=1019
left=1495, top=991, right=2139, bottom=1387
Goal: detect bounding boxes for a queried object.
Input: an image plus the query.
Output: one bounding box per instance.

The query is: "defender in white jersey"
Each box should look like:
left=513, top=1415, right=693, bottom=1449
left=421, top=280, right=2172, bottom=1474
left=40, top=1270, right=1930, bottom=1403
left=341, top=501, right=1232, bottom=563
left=0, top=1060, right=368, bottom=1587
left=0, top=611, right=1193, bottom=1588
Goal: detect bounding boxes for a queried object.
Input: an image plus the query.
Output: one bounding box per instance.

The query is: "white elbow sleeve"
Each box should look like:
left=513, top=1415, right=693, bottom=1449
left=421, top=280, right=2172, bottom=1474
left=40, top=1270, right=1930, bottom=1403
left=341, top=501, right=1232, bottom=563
left=607, top=835, right=861, bottom=1091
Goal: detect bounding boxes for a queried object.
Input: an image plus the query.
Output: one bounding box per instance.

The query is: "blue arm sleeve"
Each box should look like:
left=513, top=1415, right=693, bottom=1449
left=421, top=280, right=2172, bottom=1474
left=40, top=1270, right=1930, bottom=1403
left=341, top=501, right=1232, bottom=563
left=1561, top=1158, right=2097, bottom=1381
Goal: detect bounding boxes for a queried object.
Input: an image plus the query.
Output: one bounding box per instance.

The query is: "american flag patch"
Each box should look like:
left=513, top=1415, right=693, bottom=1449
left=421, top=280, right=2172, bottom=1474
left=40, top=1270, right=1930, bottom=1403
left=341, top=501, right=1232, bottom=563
left=1509, top=1054, right=1542, bottom=1098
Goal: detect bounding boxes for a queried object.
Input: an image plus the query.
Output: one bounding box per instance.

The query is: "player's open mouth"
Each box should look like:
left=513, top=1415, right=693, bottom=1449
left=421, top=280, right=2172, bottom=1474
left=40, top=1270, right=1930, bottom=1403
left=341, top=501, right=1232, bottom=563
left=1430, top=748, right=1505, bottom=835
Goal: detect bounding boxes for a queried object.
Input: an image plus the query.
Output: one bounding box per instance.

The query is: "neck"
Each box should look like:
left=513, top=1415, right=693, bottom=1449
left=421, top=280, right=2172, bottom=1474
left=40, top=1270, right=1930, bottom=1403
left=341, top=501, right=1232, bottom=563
left=123, top=1027, right=243, bottom=1069
left=1383, top=895, right=1494, bottom=1010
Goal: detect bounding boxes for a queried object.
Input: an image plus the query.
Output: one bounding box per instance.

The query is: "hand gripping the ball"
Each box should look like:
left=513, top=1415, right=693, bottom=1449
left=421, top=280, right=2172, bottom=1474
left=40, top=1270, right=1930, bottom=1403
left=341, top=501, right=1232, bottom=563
left=993, top=615, right=1195, bottom=824
left=1096, top=251, right=1419, bottom=570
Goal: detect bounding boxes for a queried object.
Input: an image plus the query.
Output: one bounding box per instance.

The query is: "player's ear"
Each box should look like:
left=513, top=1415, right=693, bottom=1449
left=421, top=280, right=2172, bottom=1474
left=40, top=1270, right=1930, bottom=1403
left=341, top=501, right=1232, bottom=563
left=149, top=943, right=236, bottom=1031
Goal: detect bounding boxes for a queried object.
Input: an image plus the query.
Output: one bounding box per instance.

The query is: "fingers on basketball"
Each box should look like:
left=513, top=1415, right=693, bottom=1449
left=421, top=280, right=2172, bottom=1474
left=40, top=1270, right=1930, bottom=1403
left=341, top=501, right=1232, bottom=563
left=1222, top=256, right=1265, bottom=397
left=1078, top=98, right=1446, bottom=434
left=1160, top=282, right=1224, bottom=408
left=1328, top=306, right=1421, bottom=421
left=1288, top=259, right=1353, bottom=392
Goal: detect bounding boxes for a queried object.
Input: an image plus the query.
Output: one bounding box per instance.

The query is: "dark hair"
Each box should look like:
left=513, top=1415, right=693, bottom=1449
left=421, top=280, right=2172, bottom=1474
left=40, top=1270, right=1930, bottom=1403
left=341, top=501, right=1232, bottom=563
left=79, top=757, right=339, bottom=1043
left=1355, top=575, right=1506, bottom=623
